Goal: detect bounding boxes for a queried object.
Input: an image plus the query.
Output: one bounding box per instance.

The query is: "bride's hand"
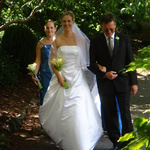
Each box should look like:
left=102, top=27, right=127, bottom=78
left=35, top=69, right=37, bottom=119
left=57, top=74, right=65, bottom=87
left=96, top=62, right=106, bottom=73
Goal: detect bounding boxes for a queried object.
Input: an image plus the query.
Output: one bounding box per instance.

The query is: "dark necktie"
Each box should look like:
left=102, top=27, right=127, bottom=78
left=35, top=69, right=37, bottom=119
left=108, top=37, right=113, bottom=56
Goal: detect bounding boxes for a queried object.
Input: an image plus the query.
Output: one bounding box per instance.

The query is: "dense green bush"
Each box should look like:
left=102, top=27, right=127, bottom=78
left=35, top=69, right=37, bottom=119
left=0, top=133, right=7, bottom=150
left=1, top=24, right=37, bottom=76
left=0, top=50, right=19, bottom=87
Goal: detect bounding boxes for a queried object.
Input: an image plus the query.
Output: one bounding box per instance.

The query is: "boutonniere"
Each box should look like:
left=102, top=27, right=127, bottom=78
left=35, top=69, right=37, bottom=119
left=115, top=36, right=120, bottom=44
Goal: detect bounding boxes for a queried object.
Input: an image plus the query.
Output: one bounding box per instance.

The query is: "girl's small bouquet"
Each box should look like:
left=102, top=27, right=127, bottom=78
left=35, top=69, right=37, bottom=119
left=51, top=57, right=69, bottom=89
left=27, top=63, right=43, bottom=89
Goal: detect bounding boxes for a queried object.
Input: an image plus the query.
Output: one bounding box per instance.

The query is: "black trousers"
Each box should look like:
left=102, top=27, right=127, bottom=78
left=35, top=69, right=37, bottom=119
left=100, top=90, right=133, bottom=144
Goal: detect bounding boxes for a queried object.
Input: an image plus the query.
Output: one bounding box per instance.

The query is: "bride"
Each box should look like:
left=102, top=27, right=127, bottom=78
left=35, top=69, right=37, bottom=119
left=39, top=11, right=103, bottom=150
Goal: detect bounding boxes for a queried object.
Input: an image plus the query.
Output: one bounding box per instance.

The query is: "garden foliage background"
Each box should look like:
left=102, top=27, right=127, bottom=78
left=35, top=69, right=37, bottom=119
left=0, top=1, right=150, bottom=149
left=0, top=0, right=150, bottom=87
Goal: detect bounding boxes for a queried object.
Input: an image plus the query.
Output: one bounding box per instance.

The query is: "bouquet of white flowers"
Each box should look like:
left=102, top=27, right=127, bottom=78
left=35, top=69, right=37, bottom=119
left=27, top=63, right=43, bottom=89
left=51, top=57, right=69, bottom=89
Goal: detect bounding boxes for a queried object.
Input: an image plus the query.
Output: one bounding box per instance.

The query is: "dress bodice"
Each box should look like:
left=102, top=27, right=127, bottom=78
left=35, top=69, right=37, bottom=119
left=39, top=42, right=51, bottom=73
left=57, top=46, right=80, bottom=71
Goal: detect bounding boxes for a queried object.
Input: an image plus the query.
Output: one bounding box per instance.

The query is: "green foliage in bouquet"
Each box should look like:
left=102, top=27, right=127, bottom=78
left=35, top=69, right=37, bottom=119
left=51, top=57, right=64, bottom=71
left=118, top=110, right=150, bottom=150
left=51, top=57, right=69, bottom=89
left=27, top=63, right=43, bottom=89
left=119, top=45, right=150, bottom=74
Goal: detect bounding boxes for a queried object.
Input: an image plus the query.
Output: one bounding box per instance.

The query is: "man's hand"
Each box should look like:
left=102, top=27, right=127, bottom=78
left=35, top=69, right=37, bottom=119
left=131, top=84, right=138, bottom=96
left=105, top=71, right=118, bottom=80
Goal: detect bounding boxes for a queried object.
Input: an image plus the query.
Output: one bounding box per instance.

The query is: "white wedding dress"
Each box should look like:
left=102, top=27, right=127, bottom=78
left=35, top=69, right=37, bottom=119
left=39, top=46, right=103, bottom=150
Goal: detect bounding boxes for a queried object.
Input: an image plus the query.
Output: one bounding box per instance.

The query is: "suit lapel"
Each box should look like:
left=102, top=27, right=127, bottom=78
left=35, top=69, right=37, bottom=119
left=113, top=33, right=120, bottom=58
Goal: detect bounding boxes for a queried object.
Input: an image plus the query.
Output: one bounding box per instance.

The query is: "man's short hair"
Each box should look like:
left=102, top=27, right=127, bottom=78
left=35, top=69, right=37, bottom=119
left=100, top=13, right=116, bottom=24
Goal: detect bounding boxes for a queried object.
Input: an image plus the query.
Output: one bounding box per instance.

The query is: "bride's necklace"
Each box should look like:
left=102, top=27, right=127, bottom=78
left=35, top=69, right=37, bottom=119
left=63, top=33, right=74, bottom=39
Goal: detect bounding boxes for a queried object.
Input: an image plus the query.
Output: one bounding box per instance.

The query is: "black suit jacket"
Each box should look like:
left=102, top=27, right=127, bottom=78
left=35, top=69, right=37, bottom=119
left=88, top=32, right=137, bottom=94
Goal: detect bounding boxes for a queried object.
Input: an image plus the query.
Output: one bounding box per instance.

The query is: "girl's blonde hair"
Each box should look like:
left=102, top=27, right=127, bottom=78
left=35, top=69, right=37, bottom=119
left=44, top=19, right=56, bottom=30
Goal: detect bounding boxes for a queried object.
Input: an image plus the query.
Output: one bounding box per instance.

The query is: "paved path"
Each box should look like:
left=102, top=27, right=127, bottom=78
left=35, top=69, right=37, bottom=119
left=94, top=134, right=113, bottom=150
left=94, top=76, right=149, bottom=150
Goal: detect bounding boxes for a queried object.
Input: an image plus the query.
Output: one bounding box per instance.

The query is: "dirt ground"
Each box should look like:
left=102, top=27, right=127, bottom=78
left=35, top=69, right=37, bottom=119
left=0, top=71, right=150, bottom=150
left=0, top=76, right=58, bottom=150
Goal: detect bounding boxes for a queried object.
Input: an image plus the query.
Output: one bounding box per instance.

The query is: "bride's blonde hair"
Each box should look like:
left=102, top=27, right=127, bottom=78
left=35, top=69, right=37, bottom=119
left=61, top=11, right=75, bottom=21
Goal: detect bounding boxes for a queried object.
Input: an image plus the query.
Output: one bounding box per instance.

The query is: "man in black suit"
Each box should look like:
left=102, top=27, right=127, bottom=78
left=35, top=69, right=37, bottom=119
left=88, top=13, right=138, bottom=149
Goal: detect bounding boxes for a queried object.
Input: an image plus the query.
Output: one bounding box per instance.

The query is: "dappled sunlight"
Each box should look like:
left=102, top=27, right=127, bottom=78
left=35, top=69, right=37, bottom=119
left=137, top=68, right=150, bottom=77
left=139, top=95, right=144, bottom=97
left=131, top=103, right=150, bottom=112
left=137, top=69, right=150, bottom=82
left=20, top=133, right=27, bottom=138
left=130, top=102, right=150, bottom=121
left=26, top=136, right=42, bottom=141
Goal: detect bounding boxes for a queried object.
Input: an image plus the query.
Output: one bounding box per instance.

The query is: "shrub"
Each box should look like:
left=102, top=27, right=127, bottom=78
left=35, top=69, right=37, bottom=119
left=0, top=50, right=19, bottom=87
left=0, top=133, right=7, bottom=150
left=1, top=24, right=38, bottom=76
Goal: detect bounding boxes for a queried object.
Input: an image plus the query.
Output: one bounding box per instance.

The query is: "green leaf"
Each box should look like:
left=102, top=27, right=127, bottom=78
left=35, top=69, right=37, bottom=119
left=134, top=117, right=148, bottom=129
left=127, top=137, right=147, bottom=150
left=118, top=132, right=134, bottom=142
left=146, top=140, right=150, bottom=149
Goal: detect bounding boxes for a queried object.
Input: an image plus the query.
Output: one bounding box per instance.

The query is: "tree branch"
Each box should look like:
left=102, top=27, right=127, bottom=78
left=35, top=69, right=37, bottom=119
left=0, top=0, right=44, bottom=32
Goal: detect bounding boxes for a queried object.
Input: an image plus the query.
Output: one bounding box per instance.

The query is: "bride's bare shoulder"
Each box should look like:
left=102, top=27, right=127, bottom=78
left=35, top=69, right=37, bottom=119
left=55, top=34, right=64, bottom=47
